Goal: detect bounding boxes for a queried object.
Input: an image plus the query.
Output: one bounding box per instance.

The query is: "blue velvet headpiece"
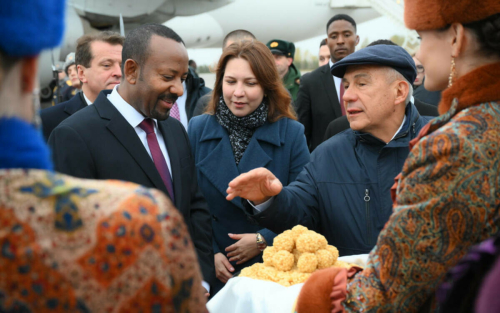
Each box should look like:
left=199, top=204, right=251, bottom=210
left=0, top=0, right=66, bottom=56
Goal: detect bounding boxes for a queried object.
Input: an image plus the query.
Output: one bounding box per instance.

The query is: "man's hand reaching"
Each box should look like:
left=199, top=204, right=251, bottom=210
left=226, top=168, right=283, bottom=205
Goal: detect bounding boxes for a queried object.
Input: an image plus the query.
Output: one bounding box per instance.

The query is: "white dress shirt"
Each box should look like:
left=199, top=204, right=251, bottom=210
left=329, top=59, right=342, bottom=103
left=83, top=92, right=92, bottom=105
left=107, top=85, right=172, bottom=178
left=176, top=81, right=189, bottom=130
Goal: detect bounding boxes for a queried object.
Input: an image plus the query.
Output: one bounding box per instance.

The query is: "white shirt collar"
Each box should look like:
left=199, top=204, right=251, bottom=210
left=83, top=92, right=92, bottom=105
left=329, top=59, right=334, bottom=68
left=390, top=114, right=406, bottom=142
left=107, top=85, right=158, bottom=129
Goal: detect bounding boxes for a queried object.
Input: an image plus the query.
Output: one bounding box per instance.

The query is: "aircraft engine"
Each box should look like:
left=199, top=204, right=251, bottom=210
left=164, top=13, right=224, bottom=49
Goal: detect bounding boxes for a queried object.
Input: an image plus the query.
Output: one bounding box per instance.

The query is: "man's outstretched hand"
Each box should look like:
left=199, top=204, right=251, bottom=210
left=226, top=168, right=283, bottom=205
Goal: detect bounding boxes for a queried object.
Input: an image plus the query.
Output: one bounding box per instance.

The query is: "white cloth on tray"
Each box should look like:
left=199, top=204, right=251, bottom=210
left=207, top=254, right=369, bottom=313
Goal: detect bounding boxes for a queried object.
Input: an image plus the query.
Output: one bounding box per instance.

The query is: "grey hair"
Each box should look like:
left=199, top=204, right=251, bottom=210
left=385, top=67, right=413, bottom=105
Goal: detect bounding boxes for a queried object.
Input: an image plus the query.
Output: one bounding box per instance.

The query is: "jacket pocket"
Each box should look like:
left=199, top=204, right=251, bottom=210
left=364, top=188, right=372, bottom=246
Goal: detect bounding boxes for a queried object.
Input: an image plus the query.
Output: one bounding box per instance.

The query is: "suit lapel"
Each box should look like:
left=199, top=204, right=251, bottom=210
left=63, top=92, right=87, bottom=116
left=321, top=65, right=342, bottom=118
left=94, top=91, right=169, bottom=196
left=196, top=120, right=242, bottom=207
left=158, top=120, right=182, bottom=207
left=237, top=120, right=279, bottom=178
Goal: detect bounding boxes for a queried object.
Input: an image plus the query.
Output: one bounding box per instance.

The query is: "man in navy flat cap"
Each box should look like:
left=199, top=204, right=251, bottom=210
left=226, top=44, right=433, bottom=256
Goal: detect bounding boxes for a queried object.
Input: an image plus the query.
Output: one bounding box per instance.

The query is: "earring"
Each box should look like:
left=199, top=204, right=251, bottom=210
left=448, top=57, right=456, bottom=88
left=32, top=88, right=41, bottom=129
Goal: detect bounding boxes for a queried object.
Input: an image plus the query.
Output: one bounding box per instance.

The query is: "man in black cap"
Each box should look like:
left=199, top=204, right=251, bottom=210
left=225, top=44, right=433, bottom=256
left=323, top=40, right=438, bottom=141
left=266, top=39, right=301, bottom=101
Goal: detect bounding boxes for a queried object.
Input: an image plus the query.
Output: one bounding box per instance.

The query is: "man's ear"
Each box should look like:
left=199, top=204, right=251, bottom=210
left=77, top=64, right=87, bottom=83
left=21, top=57, right=38, bottom=93
left=395, top=80, right=409, bottom=106
left=287, top=57, right=293, bottom=67
left=123, top=59, right=139, bottom=85
left=355, top=35, right=360, bottom=46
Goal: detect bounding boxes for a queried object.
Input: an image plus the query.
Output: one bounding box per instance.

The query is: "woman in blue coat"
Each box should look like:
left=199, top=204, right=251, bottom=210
left=188, top=40, right=310, bottom=294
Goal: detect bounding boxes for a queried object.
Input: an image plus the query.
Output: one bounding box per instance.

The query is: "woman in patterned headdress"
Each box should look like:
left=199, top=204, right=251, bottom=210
left=188, top=40, right=309, bottom=295
left=295, top=0, right=500, bottom=312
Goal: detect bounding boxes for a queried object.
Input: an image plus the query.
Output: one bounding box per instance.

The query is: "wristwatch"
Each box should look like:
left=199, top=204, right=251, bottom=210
left=256, top=233, right=267, bottom=251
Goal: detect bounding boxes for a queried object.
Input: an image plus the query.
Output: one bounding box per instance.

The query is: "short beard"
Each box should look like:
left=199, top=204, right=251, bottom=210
left=149, top=101, right=171, bottom=121
left=150, top=93, right=178, bottom=121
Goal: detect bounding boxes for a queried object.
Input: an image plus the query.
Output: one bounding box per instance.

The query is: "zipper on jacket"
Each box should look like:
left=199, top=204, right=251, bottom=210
left=365, top=189, right=372, bottom=245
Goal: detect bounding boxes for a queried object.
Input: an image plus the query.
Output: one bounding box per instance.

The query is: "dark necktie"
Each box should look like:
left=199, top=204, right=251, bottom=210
left=138, top=118, right=175, bottom=202
left=339, top=83, right=346, bottom=116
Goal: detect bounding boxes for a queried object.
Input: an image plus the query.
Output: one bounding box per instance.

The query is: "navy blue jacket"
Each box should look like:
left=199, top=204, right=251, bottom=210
left=41, top=91, right=87, bottom=142
left=188, top=114, right=310, bottom=266
left=247, top=103, right=433, bottom=256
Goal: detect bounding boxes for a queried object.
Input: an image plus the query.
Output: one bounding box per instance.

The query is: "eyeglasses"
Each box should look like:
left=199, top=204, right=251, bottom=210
left=416, top=65, right=425, bottom=73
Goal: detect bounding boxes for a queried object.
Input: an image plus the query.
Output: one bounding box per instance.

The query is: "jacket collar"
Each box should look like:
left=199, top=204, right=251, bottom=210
left=320, top=63, right=342, bottom=117
left=354, top=102, right=421, bottom=146
left=199, top=114, right=283, bottom=147
left=321, top=62, right=331, bottom=74
left=63, top=91, right=87, bottom=115
left=196, top=115, right=284, bottom=207
left=92, top=90, right=114, bottom=119
left=439, top=62, right=500, bottom=115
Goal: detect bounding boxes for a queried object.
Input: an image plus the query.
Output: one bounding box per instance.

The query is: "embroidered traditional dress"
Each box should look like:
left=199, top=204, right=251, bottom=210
left=342, top=63, right=500, bottom=312
left=297, top=63, right=500, bottom=313
left=0, top=170, right=206, bottom=312
left=0, top=118, right=206, bottom=312
left=0, top=170, right=207, bottom=312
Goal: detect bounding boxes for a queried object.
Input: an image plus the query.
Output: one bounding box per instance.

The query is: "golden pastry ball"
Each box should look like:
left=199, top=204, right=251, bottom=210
left=272, top=250, right=295, bottom=271
left=238, top=226, right=351, bottom=286
left=326, top=245, right=339, bottom=262
left=259, top=265, right=278, bottom=281
left=272, top=230, right=295, bottom=252
left=291, top=225, right=308, bottom=241
left=263, top=246, right=276, bottom=266
left=292, top=248, right=302, bottom=263
left=295, top=232, right=327, bottom=253
left=297, top=252, right=318, bottom=273
left=316, top=249, right=336, bottom=269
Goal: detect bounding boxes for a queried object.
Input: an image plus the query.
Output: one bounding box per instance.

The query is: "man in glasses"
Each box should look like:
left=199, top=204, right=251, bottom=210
left=412, top=55, right=425, bottom=87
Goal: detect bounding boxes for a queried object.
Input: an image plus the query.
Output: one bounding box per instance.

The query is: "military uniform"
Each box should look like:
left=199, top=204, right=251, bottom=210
left=266, top=39, right=301, bottom=101
left=53, top=53, right=80, bottom=105
left=52, top=78, right=72, bottom=105
left=282, top=63, right=301, bottom=100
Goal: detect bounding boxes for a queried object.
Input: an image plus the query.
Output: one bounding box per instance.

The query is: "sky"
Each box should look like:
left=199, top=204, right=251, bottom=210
left=186, top=16, right=409, bottom=66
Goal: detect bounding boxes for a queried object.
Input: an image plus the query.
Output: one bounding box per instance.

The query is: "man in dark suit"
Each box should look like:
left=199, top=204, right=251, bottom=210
left=296, top=14, right=359, bottom=152
left=48, top=24, right=214, bottom=294
left=323, top=97, right=438, bottom=141
left=41, top=31, right=124, bottom=141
